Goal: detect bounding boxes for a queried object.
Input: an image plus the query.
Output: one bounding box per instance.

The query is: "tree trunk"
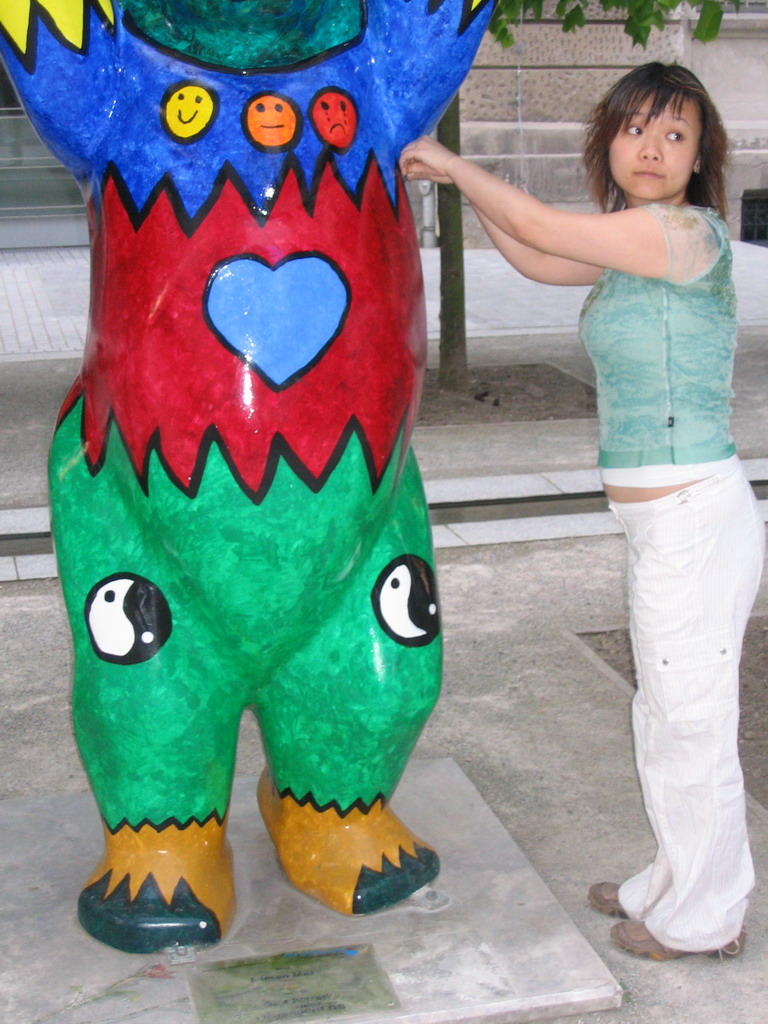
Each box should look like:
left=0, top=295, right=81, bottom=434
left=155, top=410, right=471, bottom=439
left=436, top=94, right=468, bottom=392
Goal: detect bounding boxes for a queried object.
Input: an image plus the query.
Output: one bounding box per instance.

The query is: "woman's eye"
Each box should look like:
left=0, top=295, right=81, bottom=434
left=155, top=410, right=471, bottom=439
left=627, top=125, right=642, bottom=135
left=668, top=131, right=683, bottom=141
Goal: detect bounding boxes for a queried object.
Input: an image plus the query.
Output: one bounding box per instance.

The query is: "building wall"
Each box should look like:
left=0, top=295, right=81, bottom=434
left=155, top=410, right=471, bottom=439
left=687, top=10, right=768, bottom=234
left=416, top=6, right=768, bottom=246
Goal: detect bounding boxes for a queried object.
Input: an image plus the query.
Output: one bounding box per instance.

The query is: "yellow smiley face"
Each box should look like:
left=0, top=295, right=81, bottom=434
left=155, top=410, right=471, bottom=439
left=161, top=81, right=219, bottom=143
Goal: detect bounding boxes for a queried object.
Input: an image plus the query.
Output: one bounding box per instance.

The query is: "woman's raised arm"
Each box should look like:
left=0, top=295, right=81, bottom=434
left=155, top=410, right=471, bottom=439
left=400, top=136, right=669, bottom=284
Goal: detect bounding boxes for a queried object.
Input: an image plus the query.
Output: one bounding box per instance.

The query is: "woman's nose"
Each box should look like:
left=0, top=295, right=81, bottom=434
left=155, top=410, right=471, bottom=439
left=641, top=139, right=661, bottom=161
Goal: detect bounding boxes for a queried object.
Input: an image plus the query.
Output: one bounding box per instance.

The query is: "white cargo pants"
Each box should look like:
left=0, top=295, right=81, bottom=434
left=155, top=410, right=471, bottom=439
left=610, top=458, right=764, bottom=951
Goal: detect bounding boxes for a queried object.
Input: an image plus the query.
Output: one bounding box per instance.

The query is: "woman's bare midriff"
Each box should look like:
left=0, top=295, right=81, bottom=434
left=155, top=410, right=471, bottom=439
left=604, top=480, right=704, bottom=504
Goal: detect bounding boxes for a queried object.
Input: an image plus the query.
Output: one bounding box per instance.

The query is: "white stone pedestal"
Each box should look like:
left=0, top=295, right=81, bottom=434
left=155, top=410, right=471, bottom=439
left=0, top=759, right=621, bottom=1023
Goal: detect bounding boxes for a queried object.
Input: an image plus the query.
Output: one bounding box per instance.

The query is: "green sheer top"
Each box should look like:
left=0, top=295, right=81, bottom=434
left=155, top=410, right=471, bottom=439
left=579, top=204, right=737, bottom=469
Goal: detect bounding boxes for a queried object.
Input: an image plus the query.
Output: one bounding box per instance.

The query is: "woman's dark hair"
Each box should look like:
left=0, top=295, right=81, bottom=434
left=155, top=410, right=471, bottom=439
left=583, top=62, right=728, bottom=218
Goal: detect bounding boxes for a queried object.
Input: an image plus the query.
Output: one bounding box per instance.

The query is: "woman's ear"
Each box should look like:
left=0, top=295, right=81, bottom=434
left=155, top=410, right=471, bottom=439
left=693, top=157, right=701, bottom=174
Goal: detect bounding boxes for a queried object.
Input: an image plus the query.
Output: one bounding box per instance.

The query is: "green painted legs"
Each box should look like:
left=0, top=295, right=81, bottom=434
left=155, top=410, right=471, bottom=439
left=51, top=401, right=441, bottom=948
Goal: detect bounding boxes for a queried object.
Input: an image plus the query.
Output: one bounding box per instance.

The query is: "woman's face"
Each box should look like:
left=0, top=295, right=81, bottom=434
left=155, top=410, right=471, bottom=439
left=608, top=98, right=702, bottom=209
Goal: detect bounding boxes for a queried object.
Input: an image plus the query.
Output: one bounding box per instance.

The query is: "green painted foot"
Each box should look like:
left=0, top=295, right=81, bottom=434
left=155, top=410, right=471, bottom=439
left=78, top=872, right=222, bottom=953
left=352, top=843, right=439, bottom=914
left=77, top=818, right=235, bottom=952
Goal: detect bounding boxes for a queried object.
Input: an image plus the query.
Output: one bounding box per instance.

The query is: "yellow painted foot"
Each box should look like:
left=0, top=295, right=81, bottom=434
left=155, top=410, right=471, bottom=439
left=78, top=816, right=235, bottom=953
left=257, top=770, right=439, bottom=914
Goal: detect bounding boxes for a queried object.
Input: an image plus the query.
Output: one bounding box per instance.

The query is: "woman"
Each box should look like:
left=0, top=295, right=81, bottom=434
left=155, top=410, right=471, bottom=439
left=401, top=62, right=764, bottom=961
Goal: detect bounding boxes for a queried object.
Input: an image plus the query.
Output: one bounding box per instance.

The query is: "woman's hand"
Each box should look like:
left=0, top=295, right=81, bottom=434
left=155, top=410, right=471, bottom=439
left=400, top=136, right=459, bottom=185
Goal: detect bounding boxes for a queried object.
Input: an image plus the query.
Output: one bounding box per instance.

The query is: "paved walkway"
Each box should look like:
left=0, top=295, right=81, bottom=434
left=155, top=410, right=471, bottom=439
left=2, top=241, right=768, bottom=360
left=2, top=244, right=768, bottom=1024
left=0, top=246, right=90, bottom=359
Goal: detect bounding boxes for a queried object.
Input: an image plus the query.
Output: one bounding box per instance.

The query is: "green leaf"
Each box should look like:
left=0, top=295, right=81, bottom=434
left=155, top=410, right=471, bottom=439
left=487, top=0, right=722, bottom=49
left=488, top=21, right=514, bottom=47
left=563, top=5, right=587, bottom=31
left=693, top=0, right=724, bottom=42
left=488, top=0, right=548, bottom=47
left=623, top=17, right=651, bottom=46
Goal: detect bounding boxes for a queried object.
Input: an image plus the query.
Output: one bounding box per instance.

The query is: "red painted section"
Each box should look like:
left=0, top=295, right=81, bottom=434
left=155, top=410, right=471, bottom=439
left=71, top=162, right=425, bottom=496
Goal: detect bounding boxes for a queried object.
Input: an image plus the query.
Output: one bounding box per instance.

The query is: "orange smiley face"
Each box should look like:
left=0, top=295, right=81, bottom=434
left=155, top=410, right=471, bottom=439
left=243, top=93, right=302, bottom=151
left=310, top=88, right=358, bottom=152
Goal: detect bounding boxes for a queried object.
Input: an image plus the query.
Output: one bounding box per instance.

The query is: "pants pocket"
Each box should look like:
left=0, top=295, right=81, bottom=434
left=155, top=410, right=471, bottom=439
left=640, top=500, right=699, bottom=576
left=638, top=627, right=735, bottom=722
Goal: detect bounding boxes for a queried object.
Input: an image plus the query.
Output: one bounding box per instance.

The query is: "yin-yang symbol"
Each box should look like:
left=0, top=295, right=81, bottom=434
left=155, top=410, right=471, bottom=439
left=84, top=573, right=172, bottom=665
left=371, top=554, right=440, bottom=647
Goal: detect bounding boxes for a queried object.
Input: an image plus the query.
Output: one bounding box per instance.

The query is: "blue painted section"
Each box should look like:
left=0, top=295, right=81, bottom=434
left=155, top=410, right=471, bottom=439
left=1, top=0, right=492, bottom=215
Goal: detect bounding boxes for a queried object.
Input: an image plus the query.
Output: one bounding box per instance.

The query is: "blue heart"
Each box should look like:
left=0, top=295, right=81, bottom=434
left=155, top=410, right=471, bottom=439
left=205, top=254, right=349, bottom=389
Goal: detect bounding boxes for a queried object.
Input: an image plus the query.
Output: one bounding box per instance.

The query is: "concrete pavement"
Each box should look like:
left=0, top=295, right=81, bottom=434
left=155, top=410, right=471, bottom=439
left=2, top=241, right=768, bottom=1023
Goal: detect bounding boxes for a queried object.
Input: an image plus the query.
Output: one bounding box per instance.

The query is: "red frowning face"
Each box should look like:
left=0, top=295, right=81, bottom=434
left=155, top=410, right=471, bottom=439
left=310, top=89, right=358, bottom=152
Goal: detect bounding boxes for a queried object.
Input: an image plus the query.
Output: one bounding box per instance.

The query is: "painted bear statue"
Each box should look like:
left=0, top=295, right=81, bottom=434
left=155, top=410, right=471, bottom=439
left=0, top=0, right=492, bottom=952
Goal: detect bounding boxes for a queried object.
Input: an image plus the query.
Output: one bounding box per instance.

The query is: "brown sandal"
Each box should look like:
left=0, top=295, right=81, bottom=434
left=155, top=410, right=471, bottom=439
left=588, top=881, right=628, bottom=919
left=611, top=920, right=746, bottom=961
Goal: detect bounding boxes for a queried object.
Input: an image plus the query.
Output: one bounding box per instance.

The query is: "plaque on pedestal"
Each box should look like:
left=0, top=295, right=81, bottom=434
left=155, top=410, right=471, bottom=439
left=188, top=944, right=400, bottom=1024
